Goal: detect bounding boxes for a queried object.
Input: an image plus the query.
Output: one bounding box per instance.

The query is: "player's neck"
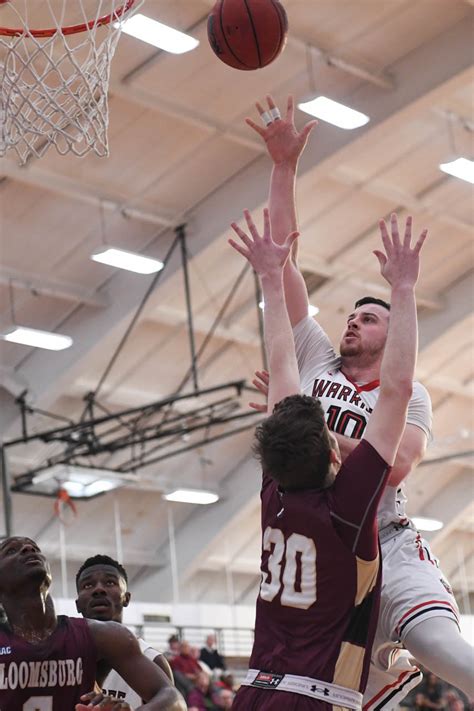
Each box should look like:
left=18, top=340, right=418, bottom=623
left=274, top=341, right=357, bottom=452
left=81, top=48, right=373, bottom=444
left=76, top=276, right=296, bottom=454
left=3, top=588, right=57, bottom=641
left=340, top=356, right=381, bottom=384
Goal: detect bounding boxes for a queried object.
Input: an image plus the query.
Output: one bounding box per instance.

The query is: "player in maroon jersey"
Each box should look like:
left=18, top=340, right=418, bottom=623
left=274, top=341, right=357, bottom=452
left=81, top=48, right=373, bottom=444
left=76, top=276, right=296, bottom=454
left=228, top=207, right=425, bottom=709
left=0, top=536, right=186, bottom=711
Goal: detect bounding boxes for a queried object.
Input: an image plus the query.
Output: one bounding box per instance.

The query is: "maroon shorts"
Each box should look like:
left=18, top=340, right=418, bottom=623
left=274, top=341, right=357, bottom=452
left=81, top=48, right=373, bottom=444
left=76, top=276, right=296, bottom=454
left=232, top=686, right=333, bottom=710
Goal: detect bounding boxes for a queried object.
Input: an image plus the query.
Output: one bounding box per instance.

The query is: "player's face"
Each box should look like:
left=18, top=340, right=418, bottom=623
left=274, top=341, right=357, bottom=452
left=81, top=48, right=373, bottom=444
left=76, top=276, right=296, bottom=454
left=339, top=305, right=389, bottom=360
left=75, top=565, right=130, bottom=622
left=0, top=537, right=51, bottom=595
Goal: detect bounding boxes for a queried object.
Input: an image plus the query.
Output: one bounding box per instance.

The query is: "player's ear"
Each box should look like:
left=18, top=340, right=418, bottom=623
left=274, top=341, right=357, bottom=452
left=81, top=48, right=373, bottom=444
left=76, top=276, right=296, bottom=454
left=123, top=591, right=131, bottom=608
left=329, top=447, right=341, bottom=468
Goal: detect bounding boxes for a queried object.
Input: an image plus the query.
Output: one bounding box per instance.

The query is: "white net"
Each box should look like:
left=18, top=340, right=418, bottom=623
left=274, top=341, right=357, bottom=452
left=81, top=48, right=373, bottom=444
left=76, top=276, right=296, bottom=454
left=0, top=0, right=141, bottom=164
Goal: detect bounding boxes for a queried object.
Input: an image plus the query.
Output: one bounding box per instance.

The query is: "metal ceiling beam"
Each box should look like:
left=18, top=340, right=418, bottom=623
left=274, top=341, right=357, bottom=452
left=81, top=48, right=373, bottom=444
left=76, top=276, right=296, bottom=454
left=0, top=161, right=177, bottom=228
left=0, top=267, right=109, bottom=309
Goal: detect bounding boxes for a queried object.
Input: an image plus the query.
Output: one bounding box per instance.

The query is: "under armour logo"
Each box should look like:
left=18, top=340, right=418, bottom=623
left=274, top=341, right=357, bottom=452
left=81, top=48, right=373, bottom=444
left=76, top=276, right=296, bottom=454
left=311, top=685, right=330, bottom=696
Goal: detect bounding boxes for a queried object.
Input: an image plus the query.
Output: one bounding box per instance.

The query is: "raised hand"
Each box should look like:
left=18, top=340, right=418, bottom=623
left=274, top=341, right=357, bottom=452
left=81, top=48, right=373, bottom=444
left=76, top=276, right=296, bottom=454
left=229, top=208, right=298, bottom=278
left=246, top=95, right=317, bottom=167
left=375, top=214, right=427, bottom=289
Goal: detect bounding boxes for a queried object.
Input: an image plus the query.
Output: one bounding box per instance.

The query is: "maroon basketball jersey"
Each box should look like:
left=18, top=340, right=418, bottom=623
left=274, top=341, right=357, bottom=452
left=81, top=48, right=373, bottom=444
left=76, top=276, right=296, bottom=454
left=0, top=615, right=97, bottom=711
left=248, top=440, right=389, bottom=693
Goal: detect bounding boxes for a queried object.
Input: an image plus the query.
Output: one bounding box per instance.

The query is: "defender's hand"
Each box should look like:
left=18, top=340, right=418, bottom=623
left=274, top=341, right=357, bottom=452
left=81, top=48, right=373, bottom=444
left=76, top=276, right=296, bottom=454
left=229, top=209, right=298, bottom=278
left=375, top=214, right=427, bottom=289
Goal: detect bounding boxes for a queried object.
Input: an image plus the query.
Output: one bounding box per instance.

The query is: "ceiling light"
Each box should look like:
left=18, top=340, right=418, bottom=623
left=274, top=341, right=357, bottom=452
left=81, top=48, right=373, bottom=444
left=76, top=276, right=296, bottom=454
left=439, top=157, right=474, bottom=184
left=91, top=247, right=164, bottom=274
left=25, top=465, right=129, bottom=499
left=62, top=479, right=119, bottom=498
left=1, top=326, right=72, bottom=351
left=118, top=14, right=199, bottom=54
left=164, top=488, right=219, bottom=505
left=411, top=516, right=444, bottom=532
left=259, top=300, right=319, bottom=316
left=298, top=96, right=369, bottom=130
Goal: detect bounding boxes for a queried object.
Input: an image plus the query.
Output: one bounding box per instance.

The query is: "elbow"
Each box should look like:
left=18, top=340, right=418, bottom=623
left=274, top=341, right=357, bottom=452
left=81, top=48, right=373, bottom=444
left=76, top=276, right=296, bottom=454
left=399, top=380, right=414, bottom=402
left=381, top=379, right=413, bottom=403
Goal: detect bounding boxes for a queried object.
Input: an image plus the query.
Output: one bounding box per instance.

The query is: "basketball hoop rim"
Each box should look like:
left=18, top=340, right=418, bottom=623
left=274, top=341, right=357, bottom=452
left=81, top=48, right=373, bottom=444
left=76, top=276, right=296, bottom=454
left=0, top=0, right=137, bottom=38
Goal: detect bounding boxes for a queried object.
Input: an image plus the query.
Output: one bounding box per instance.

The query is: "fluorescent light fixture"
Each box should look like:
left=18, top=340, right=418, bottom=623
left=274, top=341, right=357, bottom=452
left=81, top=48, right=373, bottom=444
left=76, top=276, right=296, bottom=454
left=411, top=516, right=444, bottom=532
left=28, top=465, right=128, bottom=499
left=259, top=300, right=319, bottom=316
left=118, top=13, right=199, bottom=54
left=164, top=488, right=219, bottom=505
left=62, top=478, right=118, bottom=498
left=91, top=247, right=164, bottom=275
left=1, top=326, right=72, bottom=351
left=439, top=157, right=474, bottom=184
left=298, top=96, right=369, bottom=130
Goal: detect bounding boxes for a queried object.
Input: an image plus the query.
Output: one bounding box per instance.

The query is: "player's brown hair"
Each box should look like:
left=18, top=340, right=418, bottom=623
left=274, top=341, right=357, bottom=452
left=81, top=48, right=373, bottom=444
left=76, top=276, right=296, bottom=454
left=254, top=394, right=332, bottom=490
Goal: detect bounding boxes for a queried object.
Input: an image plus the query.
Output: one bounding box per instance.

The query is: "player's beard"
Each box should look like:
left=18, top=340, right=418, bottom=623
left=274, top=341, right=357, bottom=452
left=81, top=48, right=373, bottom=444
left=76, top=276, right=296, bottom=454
left=340, top=338, right=385, bottom=363
left=340, top=340, right=361, bottom=357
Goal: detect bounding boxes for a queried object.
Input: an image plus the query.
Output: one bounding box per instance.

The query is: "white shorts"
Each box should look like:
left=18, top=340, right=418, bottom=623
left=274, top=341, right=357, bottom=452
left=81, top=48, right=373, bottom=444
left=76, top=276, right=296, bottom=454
left=363, top=524, right=460, bottom=711
left=377, top=525, right=459, bottom=645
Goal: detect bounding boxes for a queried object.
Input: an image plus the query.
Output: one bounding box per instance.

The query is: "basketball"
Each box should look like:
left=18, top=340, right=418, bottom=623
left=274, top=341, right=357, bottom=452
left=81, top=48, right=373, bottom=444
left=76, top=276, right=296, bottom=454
left=207, top=0, right=288, bottom=71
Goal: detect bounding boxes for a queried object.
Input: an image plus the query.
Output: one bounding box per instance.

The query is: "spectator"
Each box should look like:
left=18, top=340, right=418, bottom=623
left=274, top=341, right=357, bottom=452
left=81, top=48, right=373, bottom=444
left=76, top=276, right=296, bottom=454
left=170, top=640, right=202, bottom=684
left=191, top=644, right=212, bottom=675
left=213, top=673, right=234, bottom=693
left=445, top=694, right=464, bottom=711
left=200, top=634, right=226, bottom=671
left=420, top=673, right=445, bottom=710
left=165, top=633, right=181, bottom=661
left=187, top=671, right=219, bottom=711
left=213, top=687, right=234, bottom=709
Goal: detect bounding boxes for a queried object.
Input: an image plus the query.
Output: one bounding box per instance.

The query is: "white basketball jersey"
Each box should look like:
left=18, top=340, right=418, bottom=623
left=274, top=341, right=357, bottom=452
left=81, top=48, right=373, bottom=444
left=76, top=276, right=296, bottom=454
left=102, top=637, right=161, bottom=706
left=293, top=317, right=432, bottom=528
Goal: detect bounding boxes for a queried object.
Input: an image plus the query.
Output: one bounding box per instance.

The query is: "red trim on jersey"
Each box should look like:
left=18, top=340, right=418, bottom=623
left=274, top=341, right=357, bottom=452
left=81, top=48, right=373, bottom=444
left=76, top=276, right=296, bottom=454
left=363, top=670, right=416, bottom=711
left=414, top=534, right=425, bottom=560
left=342, top=371, right=380, bottom=394
left=397, top=599, right=459, bottom=630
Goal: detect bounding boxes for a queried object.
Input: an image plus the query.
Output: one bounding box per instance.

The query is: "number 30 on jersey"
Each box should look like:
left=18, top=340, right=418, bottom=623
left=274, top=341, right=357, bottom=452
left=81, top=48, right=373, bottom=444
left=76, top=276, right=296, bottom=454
left=259, top=527, right=317, bottom=610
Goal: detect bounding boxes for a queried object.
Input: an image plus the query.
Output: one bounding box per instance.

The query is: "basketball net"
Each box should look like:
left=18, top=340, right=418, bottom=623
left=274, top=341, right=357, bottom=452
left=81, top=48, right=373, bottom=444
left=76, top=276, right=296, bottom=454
left=0, top=0, right=142, bottom=164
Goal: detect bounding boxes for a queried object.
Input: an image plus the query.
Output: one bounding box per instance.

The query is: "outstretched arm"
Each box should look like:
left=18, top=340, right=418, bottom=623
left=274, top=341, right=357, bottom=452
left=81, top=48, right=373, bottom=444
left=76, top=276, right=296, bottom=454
left=364, top=214, right=427, bottom=465
left=246, top=95, right=316, bottom=326
left=87, top=620, right=186, bottom=711
left=333, top=423, right=427, bottom=487
left=229, top=209, right=299, bottom=412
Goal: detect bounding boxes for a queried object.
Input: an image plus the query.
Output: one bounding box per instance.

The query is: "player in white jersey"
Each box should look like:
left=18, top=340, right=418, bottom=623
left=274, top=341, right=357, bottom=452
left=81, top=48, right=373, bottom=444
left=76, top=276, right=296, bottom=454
left=76, top=554, right=174, bottom=708
left=245, top=94, right=474, bottom=700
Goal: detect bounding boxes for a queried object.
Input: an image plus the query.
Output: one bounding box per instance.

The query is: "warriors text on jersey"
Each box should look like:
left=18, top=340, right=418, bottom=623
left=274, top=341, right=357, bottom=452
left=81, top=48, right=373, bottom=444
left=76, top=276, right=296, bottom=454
left=0, top=615, right=97, bottom=711
left=294, top=316, right=432, bottom=528
left=233, top=440, right=390, bottom=709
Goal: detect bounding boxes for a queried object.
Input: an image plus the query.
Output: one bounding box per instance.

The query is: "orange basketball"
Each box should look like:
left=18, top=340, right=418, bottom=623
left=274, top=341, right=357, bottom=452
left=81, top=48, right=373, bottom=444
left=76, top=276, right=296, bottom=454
left=207, top=0, right=288, bottom=71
